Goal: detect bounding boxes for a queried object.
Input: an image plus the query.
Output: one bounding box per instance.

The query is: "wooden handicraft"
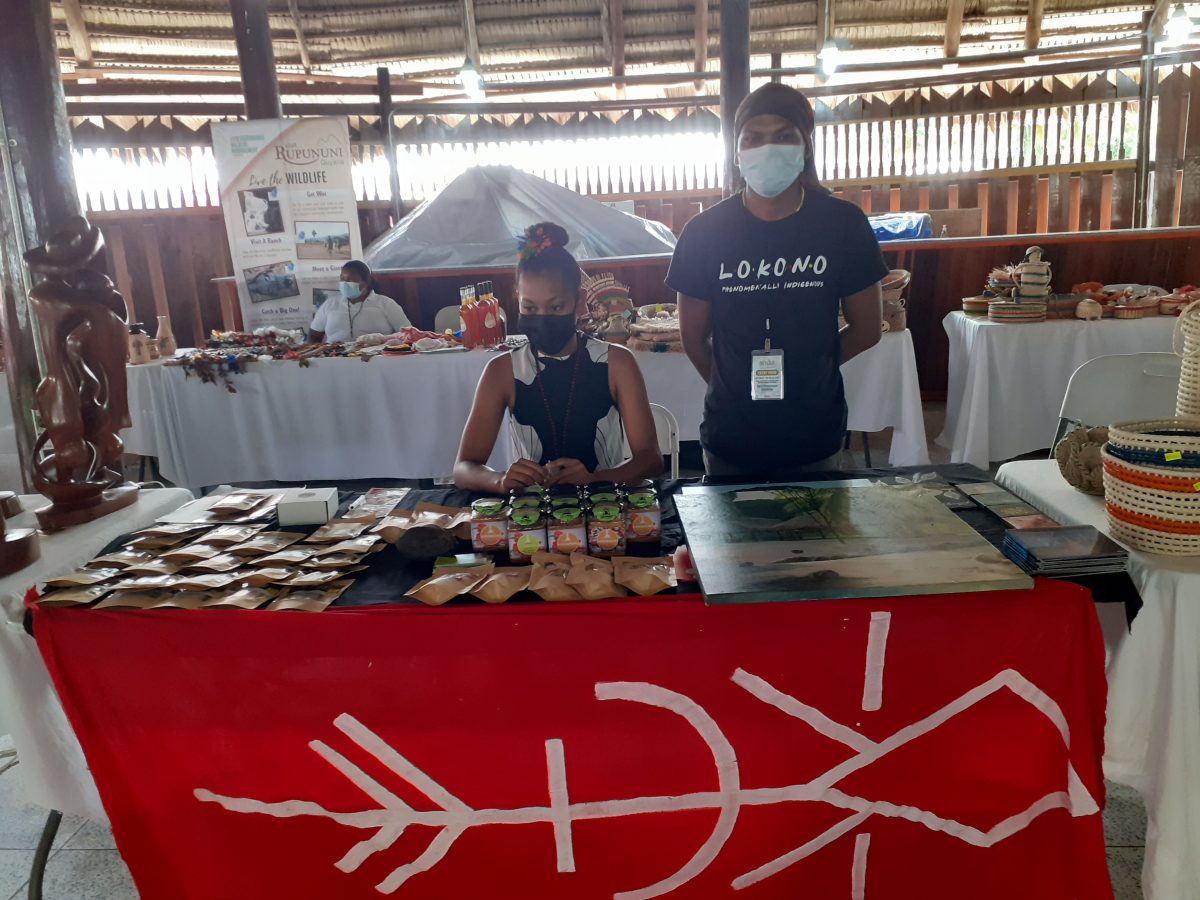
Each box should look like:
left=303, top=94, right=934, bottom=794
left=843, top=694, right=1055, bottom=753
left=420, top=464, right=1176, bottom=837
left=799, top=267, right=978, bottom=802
left=24, top=217, right=139, bottom=530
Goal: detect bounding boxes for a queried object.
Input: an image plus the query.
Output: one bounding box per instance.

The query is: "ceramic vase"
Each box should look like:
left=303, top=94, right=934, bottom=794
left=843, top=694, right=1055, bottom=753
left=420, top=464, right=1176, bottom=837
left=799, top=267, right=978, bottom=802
left=155, top=315, right=177, bottom=357
left=128, top=326, right=151, bottom=366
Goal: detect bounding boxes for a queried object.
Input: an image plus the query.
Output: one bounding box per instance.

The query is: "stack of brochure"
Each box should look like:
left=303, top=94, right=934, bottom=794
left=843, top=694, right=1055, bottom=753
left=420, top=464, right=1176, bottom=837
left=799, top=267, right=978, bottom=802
left=1002, top=526, right=1128, bottom=577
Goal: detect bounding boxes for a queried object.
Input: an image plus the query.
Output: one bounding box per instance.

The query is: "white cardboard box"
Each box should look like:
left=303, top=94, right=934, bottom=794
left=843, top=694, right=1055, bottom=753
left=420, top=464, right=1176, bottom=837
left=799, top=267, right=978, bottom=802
left=277, top=487, right=339, bottom=526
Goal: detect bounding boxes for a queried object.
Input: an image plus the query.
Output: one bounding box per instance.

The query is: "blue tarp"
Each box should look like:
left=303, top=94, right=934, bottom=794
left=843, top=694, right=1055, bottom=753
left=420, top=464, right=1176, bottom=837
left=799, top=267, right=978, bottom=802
left=869, top=212, right=933, bottom=241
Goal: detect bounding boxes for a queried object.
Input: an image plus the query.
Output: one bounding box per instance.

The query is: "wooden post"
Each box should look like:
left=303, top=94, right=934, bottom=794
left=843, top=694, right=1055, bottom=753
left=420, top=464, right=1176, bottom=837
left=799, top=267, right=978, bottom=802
left=1035, top=176, right=1050, bottom=233
left=977, top=181, right=990, bottom=235
left=230, top=0, right=282, bottom=120
left=105, top=226, right=137, bottom=322
left=0, top=0, right=85, bottom=491
left=377, top=67, right=404, bottom=222
left=694, top=0, right=709, bottom=91
left=947, top=183, right=960, bottom=209
left=720, top=0, right=750, bottom=195
left=1006, top=179, right=1020, bottom=234
left=1100, top=173, right=1115, bottom=230
left=1134, top=12, right=1155, bottom=228
left=1068, top=175, right=1082, bottom=231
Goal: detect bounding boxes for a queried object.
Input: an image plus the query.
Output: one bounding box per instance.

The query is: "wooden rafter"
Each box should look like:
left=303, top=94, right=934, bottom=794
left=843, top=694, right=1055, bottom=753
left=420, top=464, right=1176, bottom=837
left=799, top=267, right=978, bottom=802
left=815, top=0, right=833, bottom=54
left=462, top=0, right=480, bottom=64
left=1150, top=0, right=1172, bottom=40
left=600, top=0, right=612, bottom=64
left=611, top=0, right=625, bottom=78
left=1025, top=0, right=1045, bottom=51
left=694, top=0, right=708, bottom=89
left=61, top=0, right=93, bottom=66
left=945, top=0, right=965, bottom=58
left=287, top=0, right=312, bottom=74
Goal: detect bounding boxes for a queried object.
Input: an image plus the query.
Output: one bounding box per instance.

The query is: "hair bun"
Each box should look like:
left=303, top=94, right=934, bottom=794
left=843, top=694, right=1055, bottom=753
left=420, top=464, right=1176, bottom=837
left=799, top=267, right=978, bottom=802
left=527, top=222, right=569, bottom=249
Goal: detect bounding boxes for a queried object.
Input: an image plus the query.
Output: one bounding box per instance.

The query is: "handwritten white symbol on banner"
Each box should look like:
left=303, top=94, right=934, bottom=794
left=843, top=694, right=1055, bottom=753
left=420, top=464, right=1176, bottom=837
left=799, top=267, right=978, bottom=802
left=196, top=667, right=1097, bottom=897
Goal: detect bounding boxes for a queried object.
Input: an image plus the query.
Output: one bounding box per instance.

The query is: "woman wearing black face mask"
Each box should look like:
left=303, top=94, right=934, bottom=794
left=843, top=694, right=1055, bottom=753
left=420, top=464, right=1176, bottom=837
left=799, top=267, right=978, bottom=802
left=454, top=222, right=662, bottom=495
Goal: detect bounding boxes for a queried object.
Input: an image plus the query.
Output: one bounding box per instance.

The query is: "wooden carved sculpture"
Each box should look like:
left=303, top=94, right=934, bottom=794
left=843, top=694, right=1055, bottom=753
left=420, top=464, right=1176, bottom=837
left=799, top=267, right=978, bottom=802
left=24, top=217, right=138, bottom=530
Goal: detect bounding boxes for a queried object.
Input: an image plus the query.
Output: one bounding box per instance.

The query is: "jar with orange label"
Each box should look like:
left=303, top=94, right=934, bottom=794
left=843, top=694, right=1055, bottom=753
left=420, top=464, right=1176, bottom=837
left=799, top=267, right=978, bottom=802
left=471, top=498, right=508, bottom=553
left=548, top=506, right=587, bottom=555
left=624, top=485, right=661, bottom=545
left=508, top=507, right=548, bottom=564
left=587, top=501, right=627, bottom=557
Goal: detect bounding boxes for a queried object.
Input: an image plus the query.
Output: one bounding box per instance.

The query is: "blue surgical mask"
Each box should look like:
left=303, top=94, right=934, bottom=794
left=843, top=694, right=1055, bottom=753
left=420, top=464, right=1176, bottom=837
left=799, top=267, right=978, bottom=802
left=738, top=143, right=806, bottom=199
left=339, top=281, right=361, bottom=301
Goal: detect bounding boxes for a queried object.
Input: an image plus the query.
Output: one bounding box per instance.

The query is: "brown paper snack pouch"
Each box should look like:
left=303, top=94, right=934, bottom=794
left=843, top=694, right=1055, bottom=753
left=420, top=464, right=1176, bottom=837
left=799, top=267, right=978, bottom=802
left=304, top=519, right=371, bottom=544
left=38, top=584, right=112, bottom=607
left=232, top=568, right=297, bottom=587
left=203, top=523, right=268, bottom=546
left=565, top=553, right=627, bottom=601
left=228, top=532, right=306, bottom=556
left=45, top=568, right=121, bottom=588
left=406, top=566, right=494, bottom=606
left=613, top=556, right=678, bottom=596
left=85, top=549, right=155, bottom=569
left=470, top=567, right=532, bottom=604
left=266, top=579, right=353, bottom=612
left=528, top=552, right=581, bottom=602
left=203, top=586, right=279, bottom=609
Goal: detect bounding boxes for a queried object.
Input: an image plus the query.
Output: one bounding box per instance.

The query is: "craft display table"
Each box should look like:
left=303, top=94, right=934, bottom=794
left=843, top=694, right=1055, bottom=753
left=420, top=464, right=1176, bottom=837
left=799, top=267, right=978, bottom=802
left=937, top=312, right=1176, bottom=471
left=0, top=488, right=194, bottom=822
left=997, top=459, right=1198, bottom=899
left=122, top=332, right=929, bottom=489
left=34, top=579, right=1108, bottom=899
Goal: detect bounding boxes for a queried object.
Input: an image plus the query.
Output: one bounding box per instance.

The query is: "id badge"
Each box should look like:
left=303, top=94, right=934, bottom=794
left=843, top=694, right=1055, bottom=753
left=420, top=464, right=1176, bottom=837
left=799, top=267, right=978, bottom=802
left=751, top=349, right=785, bottom=401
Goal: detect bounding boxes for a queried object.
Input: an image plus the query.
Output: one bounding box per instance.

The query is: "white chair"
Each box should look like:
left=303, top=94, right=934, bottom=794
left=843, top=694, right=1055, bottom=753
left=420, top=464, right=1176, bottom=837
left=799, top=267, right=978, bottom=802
left=433, top=305, right=462, bottom=334
left=1052, top=351, right=1181, bottom=449
left=650, top=402, right=681, bottom=480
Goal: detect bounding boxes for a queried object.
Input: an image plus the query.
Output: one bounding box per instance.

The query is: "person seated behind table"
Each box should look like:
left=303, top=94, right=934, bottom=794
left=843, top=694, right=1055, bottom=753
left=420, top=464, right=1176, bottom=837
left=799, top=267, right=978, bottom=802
left=455, top=223, right=662, bottom=494
left=309, top=260, right=412, bottom=343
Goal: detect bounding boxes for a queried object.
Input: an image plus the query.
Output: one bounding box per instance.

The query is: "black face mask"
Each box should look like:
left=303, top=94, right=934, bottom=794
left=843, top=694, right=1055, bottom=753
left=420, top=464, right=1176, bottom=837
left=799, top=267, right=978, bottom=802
left=519, top=313, right=577, bottom=356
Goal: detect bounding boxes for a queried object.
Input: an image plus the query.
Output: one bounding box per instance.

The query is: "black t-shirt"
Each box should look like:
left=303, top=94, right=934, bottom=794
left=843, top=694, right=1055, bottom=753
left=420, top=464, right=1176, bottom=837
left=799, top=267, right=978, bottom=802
left=665, top=191, right=888, bottom=469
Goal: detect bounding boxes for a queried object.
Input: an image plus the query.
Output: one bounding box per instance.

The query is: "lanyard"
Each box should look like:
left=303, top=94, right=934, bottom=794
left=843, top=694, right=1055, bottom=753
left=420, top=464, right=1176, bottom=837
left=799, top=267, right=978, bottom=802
left=347, top=297, right=367, bottom=338
left=533, top=339, right=585, bottom=461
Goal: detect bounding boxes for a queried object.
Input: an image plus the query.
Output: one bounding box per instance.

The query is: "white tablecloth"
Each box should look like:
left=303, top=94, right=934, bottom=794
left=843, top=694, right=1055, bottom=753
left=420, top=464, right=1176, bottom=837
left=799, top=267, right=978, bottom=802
left=937, top=312, right=1176, bottom=471
left=996, top=460, right=1197, bottom=899
left=0, top=488, right=194, bottom=821
left=124, top=332, right=929, bottom=488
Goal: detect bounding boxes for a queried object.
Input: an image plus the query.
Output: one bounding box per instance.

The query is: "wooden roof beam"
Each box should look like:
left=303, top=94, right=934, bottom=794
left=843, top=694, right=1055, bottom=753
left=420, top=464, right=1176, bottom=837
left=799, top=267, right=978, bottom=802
left=694, top=0, right=708, bottom=90
left=61, top=0, right=93, bottom=66
left=945, top=0, right=965, bottom=58
left=462, top=0, right=480, bottom=65
left=1026, top=0, right=1045, bottom=51
left=287, top=0, right=312, bottom=74
left=611, top=0, right=625, bottom=78
left=1150, top=0, right=1172, bottom=40
left=815, top=0, right=833, bottom=55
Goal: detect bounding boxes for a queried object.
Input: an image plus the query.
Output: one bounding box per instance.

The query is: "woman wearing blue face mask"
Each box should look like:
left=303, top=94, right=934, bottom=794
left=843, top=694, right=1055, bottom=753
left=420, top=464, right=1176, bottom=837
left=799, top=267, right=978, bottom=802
left=667, top=82, right=888, bottom=480
left=308, top=260, right=411, bottom=343
left=454, top=222, right=662, bottom=495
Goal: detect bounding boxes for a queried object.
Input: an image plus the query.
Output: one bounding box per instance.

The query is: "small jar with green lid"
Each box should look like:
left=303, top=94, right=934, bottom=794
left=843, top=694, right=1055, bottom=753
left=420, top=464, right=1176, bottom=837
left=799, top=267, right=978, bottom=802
left=624, top=484, right=661, bottom=544
left=471, top=498, right=508, bottom=552
left=586, top=481, right=624, bottom=507
left=548, top=506, right=587, bottom=555
left=547, top=486, right=585, bottom=510
left=509, top=494, right=544, bottom=511
left=507, top=506, right=547, bottom=563
left=587, top=501, right=627, bottom=557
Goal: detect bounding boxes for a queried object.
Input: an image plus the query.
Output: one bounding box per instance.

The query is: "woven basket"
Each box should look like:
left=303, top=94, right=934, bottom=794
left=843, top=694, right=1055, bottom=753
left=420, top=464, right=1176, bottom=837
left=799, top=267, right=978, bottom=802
left=1108, top=418, right=1200, bottom=461
left=1103, top=416, right=1200, bottom=554
left=883, top=299, right=907, bottom=333
left=1175, top=300, right=1200, bottom=417
left=881, top=269, right=911, bottom=302
left=1055, top=425, right=1106, bottom=495
left=1113, top=305, right=1146, bottom=319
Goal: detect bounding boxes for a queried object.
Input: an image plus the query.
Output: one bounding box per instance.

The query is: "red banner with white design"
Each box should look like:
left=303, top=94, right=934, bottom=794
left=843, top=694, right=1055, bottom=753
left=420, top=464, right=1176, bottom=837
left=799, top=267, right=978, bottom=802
left=34, top=582, right=1110, bottom=899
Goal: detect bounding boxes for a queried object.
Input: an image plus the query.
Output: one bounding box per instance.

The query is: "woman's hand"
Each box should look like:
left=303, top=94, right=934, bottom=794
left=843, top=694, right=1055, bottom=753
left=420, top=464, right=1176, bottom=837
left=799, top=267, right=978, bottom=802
left=501, top=459, right=550, bottom=493
left=545, top=458, right=592, bottom=487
